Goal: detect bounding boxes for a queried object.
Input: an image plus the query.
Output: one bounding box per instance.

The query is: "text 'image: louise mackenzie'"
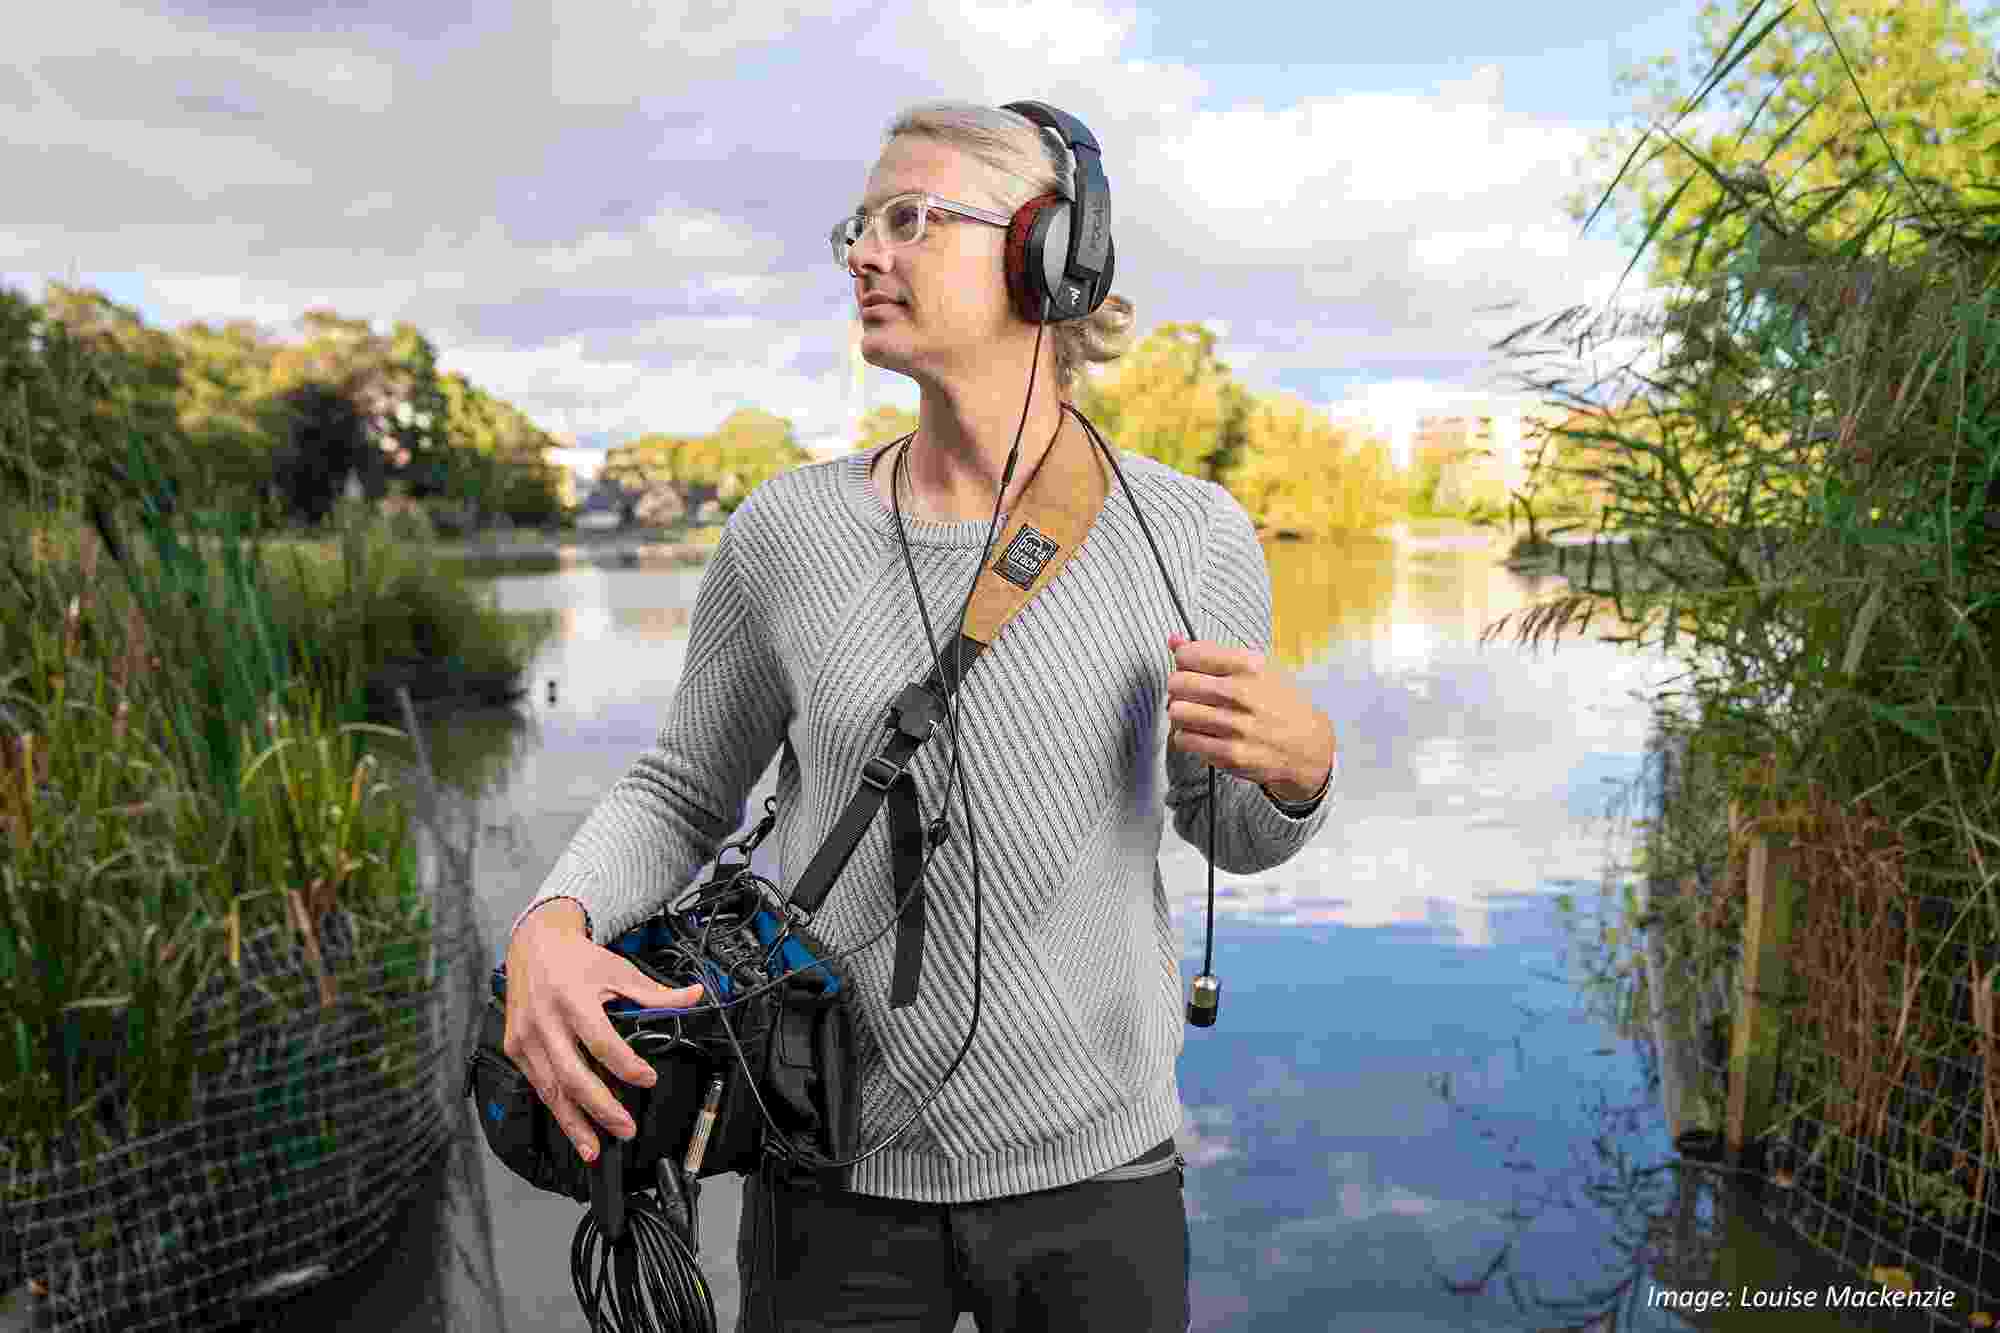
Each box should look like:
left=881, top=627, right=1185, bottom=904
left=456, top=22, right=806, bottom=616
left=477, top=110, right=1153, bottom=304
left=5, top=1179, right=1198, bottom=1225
left=1647, top=1284, right=1961, bottom=1313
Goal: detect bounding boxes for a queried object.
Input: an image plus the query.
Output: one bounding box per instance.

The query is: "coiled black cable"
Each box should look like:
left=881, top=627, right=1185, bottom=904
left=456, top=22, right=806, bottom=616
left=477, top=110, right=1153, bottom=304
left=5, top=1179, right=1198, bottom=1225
left=569, top=1183, right=716, bottom=1332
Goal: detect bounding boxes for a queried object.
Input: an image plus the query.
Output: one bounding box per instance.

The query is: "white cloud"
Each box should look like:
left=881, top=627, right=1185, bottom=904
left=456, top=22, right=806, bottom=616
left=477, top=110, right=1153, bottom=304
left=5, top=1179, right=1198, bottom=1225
left=949, top=0, right=1137, bottom=64
left=549, top=0, right=873, bottom=107
left=444, top=331, right=851, bottom=441
left=0, top=0, right=1672, bottom=453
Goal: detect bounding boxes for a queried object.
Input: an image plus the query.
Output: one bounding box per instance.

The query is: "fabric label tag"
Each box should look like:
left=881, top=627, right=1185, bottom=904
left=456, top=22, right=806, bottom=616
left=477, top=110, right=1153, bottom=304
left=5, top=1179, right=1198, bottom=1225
left=995, top=525, right=1059, bottom=590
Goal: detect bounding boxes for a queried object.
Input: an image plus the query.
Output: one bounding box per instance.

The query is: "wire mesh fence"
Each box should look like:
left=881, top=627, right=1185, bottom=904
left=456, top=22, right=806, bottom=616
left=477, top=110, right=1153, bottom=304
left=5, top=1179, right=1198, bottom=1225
left=1640, top=703, right=2000, bottom=1326
left=1, top=691, right=504, bottom=1333
left=1758, top=899, right=2000, bottom=1326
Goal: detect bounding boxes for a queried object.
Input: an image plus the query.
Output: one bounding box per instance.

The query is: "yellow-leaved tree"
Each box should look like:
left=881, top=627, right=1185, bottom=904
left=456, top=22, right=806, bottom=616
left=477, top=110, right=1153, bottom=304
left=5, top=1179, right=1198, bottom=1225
left=605, top=409, right=809, bottom=511
left=1074, top=322, right=1250, bottom=482
left=849, top=404, right=919, bottom=453
left=1222, top=393, right=1401, bottom=538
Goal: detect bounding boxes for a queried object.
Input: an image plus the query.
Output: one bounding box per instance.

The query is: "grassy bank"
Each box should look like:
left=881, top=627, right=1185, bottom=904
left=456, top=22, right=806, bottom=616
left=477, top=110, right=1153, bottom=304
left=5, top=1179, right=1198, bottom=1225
left=0, top=470, right=552, bottom=1186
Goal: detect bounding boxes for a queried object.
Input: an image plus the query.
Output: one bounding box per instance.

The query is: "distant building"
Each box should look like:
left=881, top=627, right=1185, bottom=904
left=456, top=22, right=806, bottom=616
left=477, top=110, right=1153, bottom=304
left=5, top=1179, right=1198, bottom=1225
left=1325, top=385, right=1553, bottom=479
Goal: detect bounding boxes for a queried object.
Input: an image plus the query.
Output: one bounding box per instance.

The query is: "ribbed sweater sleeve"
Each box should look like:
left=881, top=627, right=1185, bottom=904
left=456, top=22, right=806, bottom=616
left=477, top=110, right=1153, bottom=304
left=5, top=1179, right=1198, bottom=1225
left=510, top=519, right=790, bottom=944
left=1164, top=481, right=1337, bottom=866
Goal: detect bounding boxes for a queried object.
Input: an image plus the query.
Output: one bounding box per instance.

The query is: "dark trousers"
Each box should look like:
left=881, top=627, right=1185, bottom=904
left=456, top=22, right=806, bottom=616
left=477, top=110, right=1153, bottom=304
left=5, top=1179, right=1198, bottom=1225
left=735, top=1140, right=1189, bottom=1332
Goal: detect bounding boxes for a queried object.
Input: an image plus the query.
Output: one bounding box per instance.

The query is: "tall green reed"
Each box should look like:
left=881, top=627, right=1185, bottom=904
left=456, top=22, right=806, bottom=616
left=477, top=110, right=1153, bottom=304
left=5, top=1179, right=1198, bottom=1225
left=0, top=316, right=551, bottom=1185
left=0, top=473, right=432, bottom=1175
left=1482, top=0, right=2000, bottom=1244
left=1484, top=0, right=1999, bottom=876
left=0, top=549, right=427, bottom=1171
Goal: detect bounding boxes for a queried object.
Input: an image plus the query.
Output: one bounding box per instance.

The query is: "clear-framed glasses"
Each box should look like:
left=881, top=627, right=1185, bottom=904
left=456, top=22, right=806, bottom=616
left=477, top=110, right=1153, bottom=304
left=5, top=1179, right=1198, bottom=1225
left=830, top=192, right=1012, bottom=268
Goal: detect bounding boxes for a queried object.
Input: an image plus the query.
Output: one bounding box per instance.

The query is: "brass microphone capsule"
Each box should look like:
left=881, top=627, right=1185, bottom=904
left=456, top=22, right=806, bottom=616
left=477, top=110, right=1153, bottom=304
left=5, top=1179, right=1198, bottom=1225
left=1186, top=974, right=1221, bottom=1028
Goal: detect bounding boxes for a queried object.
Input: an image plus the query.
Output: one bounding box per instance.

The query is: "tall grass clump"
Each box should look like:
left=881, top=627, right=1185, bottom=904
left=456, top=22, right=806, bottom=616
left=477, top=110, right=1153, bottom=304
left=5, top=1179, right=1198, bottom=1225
left=1483, top=0, right=2000, bottom=1293
left=263, top=500, right=554, bottom=717
left=0, top=311, right=545, bottom=1329
left=0, top=471, right=430, bottom=1179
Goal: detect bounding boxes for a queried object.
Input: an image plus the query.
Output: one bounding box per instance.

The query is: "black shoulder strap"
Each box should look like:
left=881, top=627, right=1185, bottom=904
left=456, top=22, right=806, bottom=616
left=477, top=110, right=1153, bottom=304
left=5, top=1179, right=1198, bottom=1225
left=788, top=421, right=1111, bottom=1008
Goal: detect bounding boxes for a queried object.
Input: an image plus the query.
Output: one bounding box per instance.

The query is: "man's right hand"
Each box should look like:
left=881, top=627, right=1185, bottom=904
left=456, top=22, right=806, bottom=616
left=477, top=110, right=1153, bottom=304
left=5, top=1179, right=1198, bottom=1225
left=501, top=899, right=706, bottom=1163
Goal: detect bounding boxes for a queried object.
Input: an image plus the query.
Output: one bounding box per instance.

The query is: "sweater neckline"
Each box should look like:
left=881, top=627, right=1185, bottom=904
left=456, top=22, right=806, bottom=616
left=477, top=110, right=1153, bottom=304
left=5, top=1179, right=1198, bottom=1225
left=840, top=441, right=1013, bottom=549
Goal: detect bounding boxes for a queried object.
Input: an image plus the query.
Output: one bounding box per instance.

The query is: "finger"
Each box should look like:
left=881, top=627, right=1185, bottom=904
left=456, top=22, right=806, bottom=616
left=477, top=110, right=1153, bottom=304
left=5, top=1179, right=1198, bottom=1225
left=622, top=970, right=706, bottom=1014
left=1167, top=698, right=1239, bottom=737
left=515, top=1049, right=601, bottom=1161
left=1171, top=638, right=1264, bottom=677
left=1172, top=727, right=1251, bottom=774
left=547, top=1013, right=642, bottom=1140
left=547, top=1085, right=603, bottom=1163
left=1168, top=670, right=1245, bottom=710
left=576, top=990, right=667, bottom=1097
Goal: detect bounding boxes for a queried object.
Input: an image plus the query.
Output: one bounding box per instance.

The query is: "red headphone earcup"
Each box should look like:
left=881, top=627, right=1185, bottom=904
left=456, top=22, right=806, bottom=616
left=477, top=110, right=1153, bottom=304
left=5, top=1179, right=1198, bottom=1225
left=1005, top=193, right=1067, bottom=324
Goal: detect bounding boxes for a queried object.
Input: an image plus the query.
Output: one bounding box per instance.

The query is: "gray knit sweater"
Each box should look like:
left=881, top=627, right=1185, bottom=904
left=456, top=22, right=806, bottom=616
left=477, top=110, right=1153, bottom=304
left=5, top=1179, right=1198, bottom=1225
left=513, top=440, right=1335, bottom=1203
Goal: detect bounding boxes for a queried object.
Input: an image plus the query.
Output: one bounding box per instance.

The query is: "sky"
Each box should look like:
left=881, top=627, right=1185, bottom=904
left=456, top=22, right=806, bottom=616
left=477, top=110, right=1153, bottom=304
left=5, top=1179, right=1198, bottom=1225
left=1, top=0, right=1727, bottom=453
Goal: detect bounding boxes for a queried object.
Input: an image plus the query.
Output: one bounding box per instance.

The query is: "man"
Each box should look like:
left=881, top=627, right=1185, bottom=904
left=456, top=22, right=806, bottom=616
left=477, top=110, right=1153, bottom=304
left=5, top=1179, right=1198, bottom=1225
left=502, top=100, right=1337, bottom=1331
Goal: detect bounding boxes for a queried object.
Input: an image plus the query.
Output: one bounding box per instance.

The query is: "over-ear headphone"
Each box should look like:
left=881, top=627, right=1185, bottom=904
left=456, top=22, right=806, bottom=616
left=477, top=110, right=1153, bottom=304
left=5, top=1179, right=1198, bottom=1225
left=998, top=101, right=1117, bottom=326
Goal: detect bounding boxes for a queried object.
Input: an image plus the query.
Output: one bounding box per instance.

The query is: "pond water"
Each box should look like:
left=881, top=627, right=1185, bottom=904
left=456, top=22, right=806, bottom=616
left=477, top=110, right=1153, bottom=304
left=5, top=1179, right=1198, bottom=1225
left=89, top=524, right=1927, bottom=1333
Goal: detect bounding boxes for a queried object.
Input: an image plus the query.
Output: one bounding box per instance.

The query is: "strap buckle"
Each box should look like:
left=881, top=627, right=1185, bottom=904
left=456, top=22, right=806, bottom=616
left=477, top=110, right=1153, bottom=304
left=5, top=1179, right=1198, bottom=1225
left=883, top=682, right=945, bottom=743
left=860, top=753, right=907, bottom=792
left=861, top=683, right=943, bottom=792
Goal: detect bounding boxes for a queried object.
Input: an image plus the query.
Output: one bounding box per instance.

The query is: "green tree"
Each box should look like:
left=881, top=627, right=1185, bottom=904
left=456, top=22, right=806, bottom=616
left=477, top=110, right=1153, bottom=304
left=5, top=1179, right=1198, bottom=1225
left=34, top=283, right=192, bottom=499
left=602, top=409, right=808, bottom=512
left=174, top=316, right=283, bottom=507
left=0, top=286, right=116, bottom=494
left=386, top=323, right=450, bottom=496
left=1075, top=322, right=1250, bottom=481
left=706, top=408, right=810, bottom=508
left=435, top=372, right=562, bottom=525
left=1575, top=0, right=2000, bottom=293
left=270, top=380, right=371, bottom=523
left=600, top=431, right=702, bottom=491
left=262, top=309, right=467, bottom=502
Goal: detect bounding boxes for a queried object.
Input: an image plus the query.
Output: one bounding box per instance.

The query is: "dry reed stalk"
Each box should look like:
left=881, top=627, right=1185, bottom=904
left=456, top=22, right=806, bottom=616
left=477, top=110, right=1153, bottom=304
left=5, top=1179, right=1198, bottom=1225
left=0, top=731, right=40, bottom=851
left=60, top=595, right=81, bottom=667
left=1789, top=785, right=1926, bottom=1155
left=116, top=602, right=148, bottom=695
left=1972, top=961, right=1999, bottom=1209
left=286, top=886, right=338, bottom=1011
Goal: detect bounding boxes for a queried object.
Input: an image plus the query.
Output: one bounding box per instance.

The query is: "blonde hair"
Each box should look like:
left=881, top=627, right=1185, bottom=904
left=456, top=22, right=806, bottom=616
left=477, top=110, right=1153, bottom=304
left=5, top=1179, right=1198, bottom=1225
left=882, top=100, right=1137, bottom=400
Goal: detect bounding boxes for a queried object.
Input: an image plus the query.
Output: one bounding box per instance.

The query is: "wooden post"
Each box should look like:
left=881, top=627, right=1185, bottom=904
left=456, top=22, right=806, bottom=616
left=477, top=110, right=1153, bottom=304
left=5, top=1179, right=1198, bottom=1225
left=1726, top=828, right=1804, bottom=1163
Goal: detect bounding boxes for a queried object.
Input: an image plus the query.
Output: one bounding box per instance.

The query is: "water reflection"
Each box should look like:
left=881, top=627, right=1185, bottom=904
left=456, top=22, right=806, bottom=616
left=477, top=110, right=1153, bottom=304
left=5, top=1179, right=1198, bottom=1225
left=1187, top=533, right=1670, bottom=953
left=293, top=521, right=1917, bottom=1331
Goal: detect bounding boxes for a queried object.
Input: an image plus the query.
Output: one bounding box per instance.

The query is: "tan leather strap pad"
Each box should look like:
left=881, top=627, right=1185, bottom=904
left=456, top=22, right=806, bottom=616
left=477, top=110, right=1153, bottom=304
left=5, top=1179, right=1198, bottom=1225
left=961, top=417, right=1110, bottom=646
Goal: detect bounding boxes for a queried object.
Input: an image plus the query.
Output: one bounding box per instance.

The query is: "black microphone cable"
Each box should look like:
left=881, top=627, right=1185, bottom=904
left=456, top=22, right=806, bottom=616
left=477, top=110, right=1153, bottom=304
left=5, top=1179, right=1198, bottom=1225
left=1062, top=404, right=1221, bottom=1023
left=751, top=279, right=1059, bottom=1333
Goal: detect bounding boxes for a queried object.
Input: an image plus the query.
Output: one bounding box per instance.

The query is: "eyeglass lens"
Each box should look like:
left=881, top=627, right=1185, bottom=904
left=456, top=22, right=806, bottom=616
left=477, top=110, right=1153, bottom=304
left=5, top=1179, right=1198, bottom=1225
left=832, top=197, right=927, bottom=266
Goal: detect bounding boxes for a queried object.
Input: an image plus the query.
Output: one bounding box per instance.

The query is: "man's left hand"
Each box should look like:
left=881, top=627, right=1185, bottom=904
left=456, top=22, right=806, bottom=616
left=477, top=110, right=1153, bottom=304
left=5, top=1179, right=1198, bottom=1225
left=1165, top=633, right=1336, bottom=802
